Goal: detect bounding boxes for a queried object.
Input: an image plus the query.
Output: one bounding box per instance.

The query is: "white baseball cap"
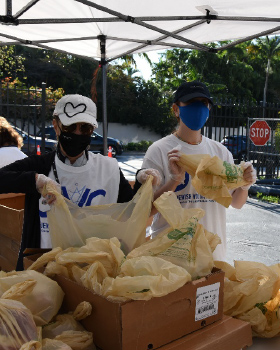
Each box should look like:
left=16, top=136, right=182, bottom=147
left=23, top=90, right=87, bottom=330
left=53, top=94, right=98, bottom=128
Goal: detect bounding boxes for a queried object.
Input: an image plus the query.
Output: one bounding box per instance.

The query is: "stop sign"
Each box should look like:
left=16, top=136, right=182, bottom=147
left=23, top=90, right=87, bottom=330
left=249, top=120, right=271, bottom=146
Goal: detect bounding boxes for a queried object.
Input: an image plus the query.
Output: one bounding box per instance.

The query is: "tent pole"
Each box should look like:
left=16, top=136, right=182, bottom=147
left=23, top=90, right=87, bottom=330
left=102, top=62, right=108, bottom=156
left=6, top=0, right=12, bottom=15
left=99, top=35, right=108, bottom=156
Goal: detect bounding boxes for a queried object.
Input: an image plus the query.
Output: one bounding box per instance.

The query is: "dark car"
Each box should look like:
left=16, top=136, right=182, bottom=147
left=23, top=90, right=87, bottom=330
left=13, top=125, right=57, bottom=155
left=221, top=135, right=247, bottom=162
left=40, top=126, right=123, bottom=157
left=221, top=135, right=280, bottom=167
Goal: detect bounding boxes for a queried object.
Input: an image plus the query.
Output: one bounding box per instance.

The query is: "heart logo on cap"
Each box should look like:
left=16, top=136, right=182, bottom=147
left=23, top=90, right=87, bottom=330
left=64, top=102, right=86, bottom=117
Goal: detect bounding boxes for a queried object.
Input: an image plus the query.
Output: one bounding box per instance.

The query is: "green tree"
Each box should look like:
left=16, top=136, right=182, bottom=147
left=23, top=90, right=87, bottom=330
left=15, top=46, right=98, bottom=96
left=0, top=46, right=25, bottom=79
left=247, top=36, right=280, bottom=109
left=151, top=42, right=270, bottom=102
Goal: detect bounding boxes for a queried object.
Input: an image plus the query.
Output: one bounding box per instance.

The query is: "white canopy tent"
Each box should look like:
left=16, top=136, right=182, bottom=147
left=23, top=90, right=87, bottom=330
left=1, top=0, right=280, bottom=152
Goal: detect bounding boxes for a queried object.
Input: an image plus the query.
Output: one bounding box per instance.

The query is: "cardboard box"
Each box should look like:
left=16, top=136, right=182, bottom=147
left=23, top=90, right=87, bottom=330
left=0, top=193, right=25, bottom=210
left=25, top=252, right=224, bottom=350
left=157, top=315, right=252, bottom=350
left=0, top=195, right=24, bottom=271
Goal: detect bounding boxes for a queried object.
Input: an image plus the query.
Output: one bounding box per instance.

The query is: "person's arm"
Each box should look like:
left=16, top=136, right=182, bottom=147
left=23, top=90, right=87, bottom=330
left=231, top=188, right=248, bottom=209
left=141, top=149, right=185, bottom=215
left=0, top=156, right=38, bottom=194
left=117, top=168, right=135, bottom=203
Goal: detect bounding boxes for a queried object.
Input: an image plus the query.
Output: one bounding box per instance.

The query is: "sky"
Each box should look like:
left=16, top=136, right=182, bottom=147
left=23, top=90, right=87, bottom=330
left=112, top=50, right=166, bottom=80
left=133, top=51, right=163, bottom=80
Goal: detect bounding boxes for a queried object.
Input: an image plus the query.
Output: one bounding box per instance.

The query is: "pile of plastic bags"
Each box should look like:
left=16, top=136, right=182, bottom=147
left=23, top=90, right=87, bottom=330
left=0, top=270, right=96, bottom=349
left=215, top=260, right=280, bottom=338
left=27, top=191, right=221, bottom=302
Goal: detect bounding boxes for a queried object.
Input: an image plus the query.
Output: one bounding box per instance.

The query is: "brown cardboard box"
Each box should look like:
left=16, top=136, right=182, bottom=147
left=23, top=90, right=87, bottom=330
left=0, top=193, right=25, bottom=210
left=157, top=315, right=252, bottom=350
left=24, top=253, right=224, bottom=350
left=0, top=194, right=25, bottom=271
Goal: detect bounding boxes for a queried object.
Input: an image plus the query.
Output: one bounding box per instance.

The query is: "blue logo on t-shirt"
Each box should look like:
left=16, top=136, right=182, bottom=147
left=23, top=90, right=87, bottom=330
left=62, top=186, right=106, bottom=207
left=175, top=172, right=189, bottom=192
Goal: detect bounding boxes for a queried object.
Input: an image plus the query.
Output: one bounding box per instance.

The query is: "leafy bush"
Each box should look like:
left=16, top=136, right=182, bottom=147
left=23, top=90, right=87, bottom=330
left=124, top=140, right=153, bottom=152
left=256, top=192, right=280, bottom=204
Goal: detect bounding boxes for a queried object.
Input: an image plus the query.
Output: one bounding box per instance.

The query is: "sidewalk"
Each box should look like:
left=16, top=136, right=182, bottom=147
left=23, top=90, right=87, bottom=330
left=117, top=153, right=144, bottom=181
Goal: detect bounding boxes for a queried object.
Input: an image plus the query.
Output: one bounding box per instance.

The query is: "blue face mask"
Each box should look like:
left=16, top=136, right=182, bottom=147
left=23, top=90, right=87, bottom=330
left=179, top=101, right=209, bottom=131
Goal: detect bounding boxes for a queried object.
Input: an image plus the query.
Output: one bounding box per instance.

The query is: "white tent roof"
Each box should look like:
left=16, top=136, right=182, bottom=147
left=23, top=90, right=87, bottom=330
left=1, top=0, right=280, bottom=62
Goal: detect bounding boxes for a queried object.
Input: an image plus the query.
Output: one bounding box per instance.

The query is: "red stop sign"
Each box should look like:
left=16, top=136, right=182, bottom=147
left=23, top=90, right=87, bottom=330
left=249, top=120, right=271, bottom=146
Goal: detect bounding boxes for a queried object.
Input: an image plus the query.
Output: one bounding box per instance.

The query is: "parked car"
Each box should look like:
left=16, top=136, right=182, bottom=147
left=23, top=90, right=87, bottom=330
left=39, top=126, right=123, bottom=157
left=220, top=135, right=247, bottom=162
left=221, top=135, right=280, bottom=167
left=13, top=125, right=57, bottom=155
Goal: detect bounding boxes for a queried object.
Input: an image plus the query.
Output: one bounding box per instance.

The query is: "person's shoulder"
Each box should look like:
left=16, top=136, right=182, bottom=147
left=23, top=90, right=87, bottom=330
left=88, top=152, right=118, bottom=165
left=147, top=135, right=174, bottom=150
left=204, top=137, right=232, bottom=158
left=204, top=137, right=225, bottom=149
left=29, top=150, right=56, bottom=166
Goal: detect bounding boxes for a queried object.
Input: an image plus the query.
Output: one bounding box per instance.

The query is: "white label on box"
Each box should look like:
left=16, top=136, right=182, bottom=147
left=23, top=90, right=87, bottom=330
left=195, top=282, right=220, bottom=321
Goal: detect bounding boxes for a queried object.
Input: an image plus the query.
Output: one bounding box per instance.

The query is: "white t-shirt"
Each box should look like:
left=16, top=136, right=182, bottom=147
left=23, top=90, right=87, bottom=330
left=39, top=152, right=120, bottom=248
left=142, top=134, right=234, bottom=261
left=0, top=146, right=27, bottom=168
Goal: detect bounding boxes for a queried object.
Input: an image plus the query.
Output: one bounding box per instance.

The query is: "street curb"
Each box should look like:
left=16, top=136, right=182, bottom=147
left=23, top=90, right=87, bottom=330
left=120, top=151, right=145, bottom=156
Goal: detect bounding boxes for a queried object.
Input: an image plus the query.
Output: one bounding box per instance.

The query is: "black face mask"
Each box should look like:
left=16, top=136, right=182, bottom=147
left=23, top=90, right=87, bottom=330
left=58, top=131, right=91, bottom=157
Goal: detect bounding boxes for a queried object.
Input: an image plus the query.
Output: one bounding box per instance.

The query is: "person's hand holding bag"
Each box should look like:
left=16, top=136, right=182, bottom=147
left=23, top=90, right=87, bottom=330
left=240, top=162, right=257, bottom=190
left=35, top=174, right=61, bottom=205
left=137, top=168, right=162, bottom=188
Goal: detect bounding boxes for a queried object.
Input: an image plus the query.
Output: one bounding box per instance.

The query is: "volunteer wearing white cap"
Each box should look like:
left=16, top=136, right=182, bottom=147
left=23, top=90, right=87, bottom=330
left=0, top=94, right=160, bottom=270
left=141, top=81, right=257, bottom=261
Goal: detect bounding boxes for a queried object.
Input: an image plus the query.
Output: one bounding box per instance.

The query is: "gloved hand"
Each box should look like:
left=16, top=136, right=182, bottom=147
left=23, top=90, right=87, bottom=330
left=240, top=162, right=257, bottom=190
left=137, top=168, right=162, bottom=187
left=35, top=174, right=61, bottom=205
left=168, top=147, right=185, bottom=184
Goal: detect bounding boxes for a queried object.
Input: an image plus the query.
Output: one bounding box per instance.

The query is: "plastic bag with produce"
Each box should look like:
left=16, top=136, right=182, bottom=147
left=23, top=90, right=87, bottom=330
left=215, top=260, right=280, bottom=338
left=0, top=270, right=64, bottom=326
left=128, top=191, right=221, bottom=279
left=177, top=153, right=251, bottom=207
left=0, top=299, right=38, bottom=350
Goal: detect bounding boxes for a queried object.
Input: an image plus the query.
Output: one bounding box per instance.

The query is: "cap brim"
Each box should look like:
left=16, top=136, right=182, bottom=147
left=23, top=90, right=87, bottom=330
left=58, top=113, right=98, bottom=128
left=177, top=92, right=214, bottom=105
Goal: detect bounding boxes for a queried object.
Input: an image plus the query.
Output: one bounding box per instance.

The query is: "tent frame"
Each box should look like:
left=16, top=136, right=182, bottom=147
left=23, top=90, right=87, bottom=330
left=2, top=0, right=280, bottom=154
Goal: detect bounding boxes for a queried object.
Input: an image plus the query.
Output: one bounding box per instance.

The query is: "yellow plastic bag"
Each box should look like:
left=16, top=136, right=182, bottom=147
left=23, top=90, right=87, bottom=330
left=20, top=341, right=42, bottom=350
left=20, top=339, right=71, bottom=350
left=55, top=237, right=125, bottom=278
left=128, top=191, right=221, bottom=279
left=177, top=154, right=250, bottom=207
left=100, top=256, right=191, bottom=301
left=216, top=260, right=280, bottom=338
left=54, top=330, right=95, bottom=350
left=0, top=299, right=38, bottom=350
left=0, top=270, right=64, bottom=326
left=42, top=314, right=86, bottom=339
left=45, top=176, right=154, bottom=254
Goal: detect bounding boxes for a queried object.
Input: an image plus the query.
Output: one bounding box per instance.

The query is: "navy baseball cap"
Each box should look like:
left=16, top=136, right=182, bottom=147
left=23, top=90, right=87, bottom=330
left=173, top=81, right=213, bottom=105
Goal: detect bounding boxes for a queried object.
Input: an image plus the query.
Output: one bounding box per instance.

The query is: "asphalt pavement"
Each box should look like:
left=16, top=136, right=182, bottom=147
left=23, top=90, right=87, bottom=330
left=117, top=152, right=280, bottom=350
left=117, top=153, right=144, bottom=182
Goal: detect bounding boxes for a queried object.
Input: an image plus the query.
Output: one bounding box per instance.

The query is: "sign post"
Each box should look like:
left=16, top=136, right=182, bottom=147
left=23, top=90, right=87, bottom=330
left=249, top=120, right=271, bottom=146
